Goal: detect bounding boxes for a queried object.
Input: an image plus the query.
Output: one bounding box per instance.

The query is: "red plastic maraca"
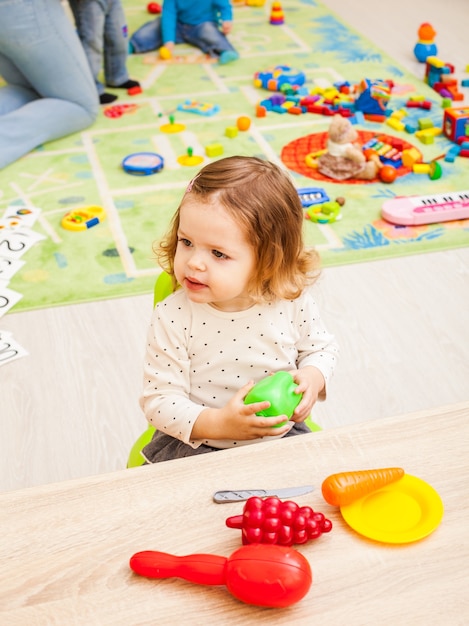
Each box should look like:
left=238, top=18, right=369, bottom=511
left=129, top=544, right=312, bottom=608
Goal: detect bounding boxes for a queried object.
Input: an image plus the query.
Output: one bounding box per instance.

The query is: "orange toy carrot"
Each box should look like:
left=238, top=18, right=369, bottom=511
left=321, top=467, right=405, bottom=506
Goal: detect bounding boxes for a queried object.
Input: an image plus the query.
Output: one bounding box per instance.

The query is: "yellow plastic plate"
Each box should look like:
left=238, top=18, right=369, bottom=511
left=340, top=474, right=444, bottom=544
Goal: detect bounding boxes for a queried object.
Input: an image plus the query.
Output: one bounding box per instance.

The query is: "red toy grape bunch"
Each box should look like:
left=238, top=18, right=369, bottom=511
left=225, top=496, right=332, bottom=546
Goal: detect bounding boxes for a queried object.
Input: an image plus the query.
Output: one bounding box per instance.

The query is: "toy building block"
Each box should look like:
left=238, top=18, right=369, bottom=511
left=442, top=106, right=469, bottom=141
left=256, top=105, right=267, bottom=117
left=404, top=122, right=418, bottom=133
left=386, top=117, right=405, bottom=131
left=418, top=117, right=434, bottom=130
left=445, top=145, right=461, bottom=159
left=391, top=109, right=407, bottom=119
left=225, top=126, right=238, bottom=138
left=406, top=100, right=432, bottom=110
left=413, top=163, right=431, bottom=174
left=205, top=143, right=224, bottom=158
left=128, top=86, right=142, bottom=96
left=402, top=147, right=422, bottom=167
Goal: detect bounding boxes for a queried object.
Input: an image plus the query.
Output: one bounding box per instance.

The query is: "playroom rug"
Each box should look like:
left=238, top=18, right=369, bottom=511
left=1, top=0, right=468, bottom=313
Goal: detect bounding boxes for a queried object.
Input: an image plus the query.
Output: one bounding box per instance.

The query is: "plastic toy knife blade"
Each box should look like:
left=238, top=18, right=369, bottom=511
left=213, top=485, right=314, bottom=503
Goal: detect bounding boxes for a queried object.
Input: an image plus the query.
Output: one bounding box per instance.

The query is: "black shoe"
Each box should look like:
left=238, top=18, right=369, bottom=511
left=107, top=79, right=140, bottom=90
left=100, top=93, right=118, bottom=105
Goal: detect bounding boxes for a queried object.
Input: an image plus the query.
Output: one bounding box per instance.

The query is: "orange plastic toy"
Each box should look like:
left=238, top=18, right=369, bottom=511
left=321, top=467, right=405, bottom=506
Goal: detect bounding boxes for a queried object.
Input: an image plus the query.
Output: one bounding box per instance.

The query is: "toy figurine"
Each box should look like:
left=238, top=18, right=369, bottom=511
left=413, top=23, right=437, bottom=63
left=317, top=114, right=379, bottom=181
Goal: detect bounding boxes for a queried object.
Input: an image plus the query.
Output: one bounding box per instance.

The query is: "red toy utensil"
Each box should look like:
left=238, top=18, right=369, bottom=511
left=129, top=544, right=312, bottom=608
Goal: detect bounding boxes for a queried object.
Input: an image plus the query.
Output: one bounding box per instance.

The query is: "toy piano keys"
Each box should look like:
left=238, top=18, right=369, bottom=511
left=381, top=189, right=469, bottom=225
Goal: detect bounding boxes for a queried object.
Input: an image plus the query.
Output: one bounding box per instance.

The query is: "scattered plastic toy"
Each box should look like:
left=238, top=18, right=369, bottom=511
left=253, top=65, right=305, bottom=92
left=270, top=1, right=284, bottom=25
left=177, top=100, right=220, bottom=116
left=129, top=544, right=312, bottom=608
left=321, top=467, right=405, bottom=506
left=147, top=1, right=161, bottom=13
left=413, top=23, right=437, bottom=63
left=177, top=147, right=204, bottom=166
left=305, top=198, right=344, bottom=224
left=61, top=205, right=106, bottom=231
left=160, top=114, right=185, bottom=133
left=378, top=164, right=398, bottom=184
left=122, top=152, right=165, bottom=175
left=381, top=189, right=469, bottom=225
left=226, top=496, right=332, bottom=545
left=297, top=186, right=329, bottom=208
left=103, top=103, right=139, bottom=119
left=236, top=115, right=251, bottom=131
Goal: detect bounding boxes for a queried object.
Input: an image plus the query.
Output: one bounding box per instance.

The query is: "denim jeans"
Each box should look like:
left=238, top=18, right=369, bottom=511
left=69, top=0, right=129, bottom=94
left=130, top=17, right=237, bottom=57
left=0, top=0, right=99, bottom=169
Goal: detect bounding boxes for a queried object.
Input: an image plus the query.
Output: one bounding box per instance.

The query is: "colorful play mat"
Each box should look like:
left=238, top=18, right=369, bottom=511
left=1, top=0, right=468, bottom=313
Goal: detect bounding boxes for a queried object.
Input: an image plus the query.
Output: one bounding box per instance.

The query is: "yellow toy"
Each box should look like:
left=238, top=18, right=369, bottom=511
left=61, top=206, right=106, bottom=231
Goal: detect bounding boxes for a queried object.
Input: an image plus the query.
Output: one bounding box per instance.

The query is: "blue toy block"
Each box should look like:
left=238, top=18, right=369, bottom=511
left=353, top=111, right=365, bottom=124
left=405, top=122, right=418, bottom=133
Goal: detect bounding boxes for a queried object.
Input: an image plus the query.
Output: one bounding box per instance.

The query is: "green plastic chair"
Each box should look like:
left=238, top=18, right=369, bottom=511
left=127, top=271, right=173, bottom=468
left=127, top=272, right=321, bottom=468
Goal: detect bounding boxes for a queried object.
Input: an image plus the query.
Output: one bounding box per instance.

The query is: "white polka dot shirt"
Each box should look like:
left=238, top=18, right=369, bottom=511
left=140, top=289, right=338, bottom=449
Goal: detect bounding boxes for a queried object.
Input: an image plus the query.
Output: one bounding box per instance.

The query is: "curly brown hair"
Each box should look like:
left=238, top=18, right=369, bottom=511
left=156, top=156, right=321, bottom=302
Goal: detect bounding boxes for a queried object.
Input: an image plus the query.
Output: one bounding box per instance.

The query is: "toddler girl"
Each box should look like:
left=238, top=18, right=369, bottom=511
left=140, top=156, right=338, bottom=462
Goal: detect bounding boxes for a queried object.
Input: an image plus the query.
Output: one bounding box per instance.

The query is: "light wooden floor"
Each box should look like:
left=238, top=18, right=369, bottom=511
left=1, top=0, right=468, bottom=492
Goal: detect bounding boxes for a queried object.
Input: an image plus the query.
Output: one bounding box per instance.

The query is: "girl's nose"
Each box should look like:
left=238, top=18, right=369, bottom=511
left=187, top=251, right=205, bottom=271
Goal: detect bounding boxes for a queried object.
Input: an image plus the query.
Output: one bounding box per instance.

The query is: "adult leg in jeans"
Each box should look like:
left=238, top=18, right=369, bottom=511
left=0, top=0, right=99, bottom=170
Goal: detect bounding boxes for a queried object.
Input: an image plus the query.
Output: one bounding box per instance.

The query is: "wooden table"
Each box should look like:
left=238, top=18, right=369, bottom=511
left=1, top=402, right=468, bottom=625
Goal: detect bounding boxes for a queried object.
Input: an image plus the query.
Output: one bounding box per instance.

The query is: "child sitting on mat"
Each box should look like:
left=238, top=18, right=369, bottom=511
left=69, top=0, right=141, bottom=104
left=140, top=156, right=338, bottom=462
left=129, top=0, right=239, bottom=64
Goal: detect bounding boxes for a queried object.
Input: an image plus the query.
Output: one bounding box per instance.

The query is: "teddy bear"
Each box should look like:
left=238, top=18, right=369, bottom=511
left=317, top=114, right=380, bottom=181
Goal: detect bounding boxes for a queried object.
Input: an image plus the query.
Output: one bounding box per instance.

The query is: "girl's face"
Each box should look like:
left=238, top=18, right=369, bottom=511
left=174, top=195, right=256, bottom=312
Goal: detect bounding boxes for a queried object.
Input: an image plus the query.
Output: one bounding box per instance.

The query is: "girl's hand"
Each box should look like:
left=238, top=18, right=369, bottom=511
left=289, top=366, right=325, bottom=422
left=191, top=380, right=292, bottom=441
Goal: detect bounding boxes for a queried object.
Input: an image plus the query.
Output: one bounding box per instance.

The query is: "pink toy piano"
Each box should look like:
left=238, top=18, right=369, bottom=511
left=381, top=190, right=469, bottom=225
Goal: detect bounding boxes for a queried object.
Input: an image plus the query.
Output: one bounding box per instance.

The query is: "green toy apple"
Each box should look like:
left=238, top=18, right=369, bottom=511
left=244, top=371, right=302, bottom=428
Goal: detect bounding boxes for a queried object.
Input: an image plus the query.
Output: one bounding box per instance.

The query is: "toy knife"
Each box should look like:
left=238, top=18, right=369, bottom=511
left=213, top=485, right=314, bottom=503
